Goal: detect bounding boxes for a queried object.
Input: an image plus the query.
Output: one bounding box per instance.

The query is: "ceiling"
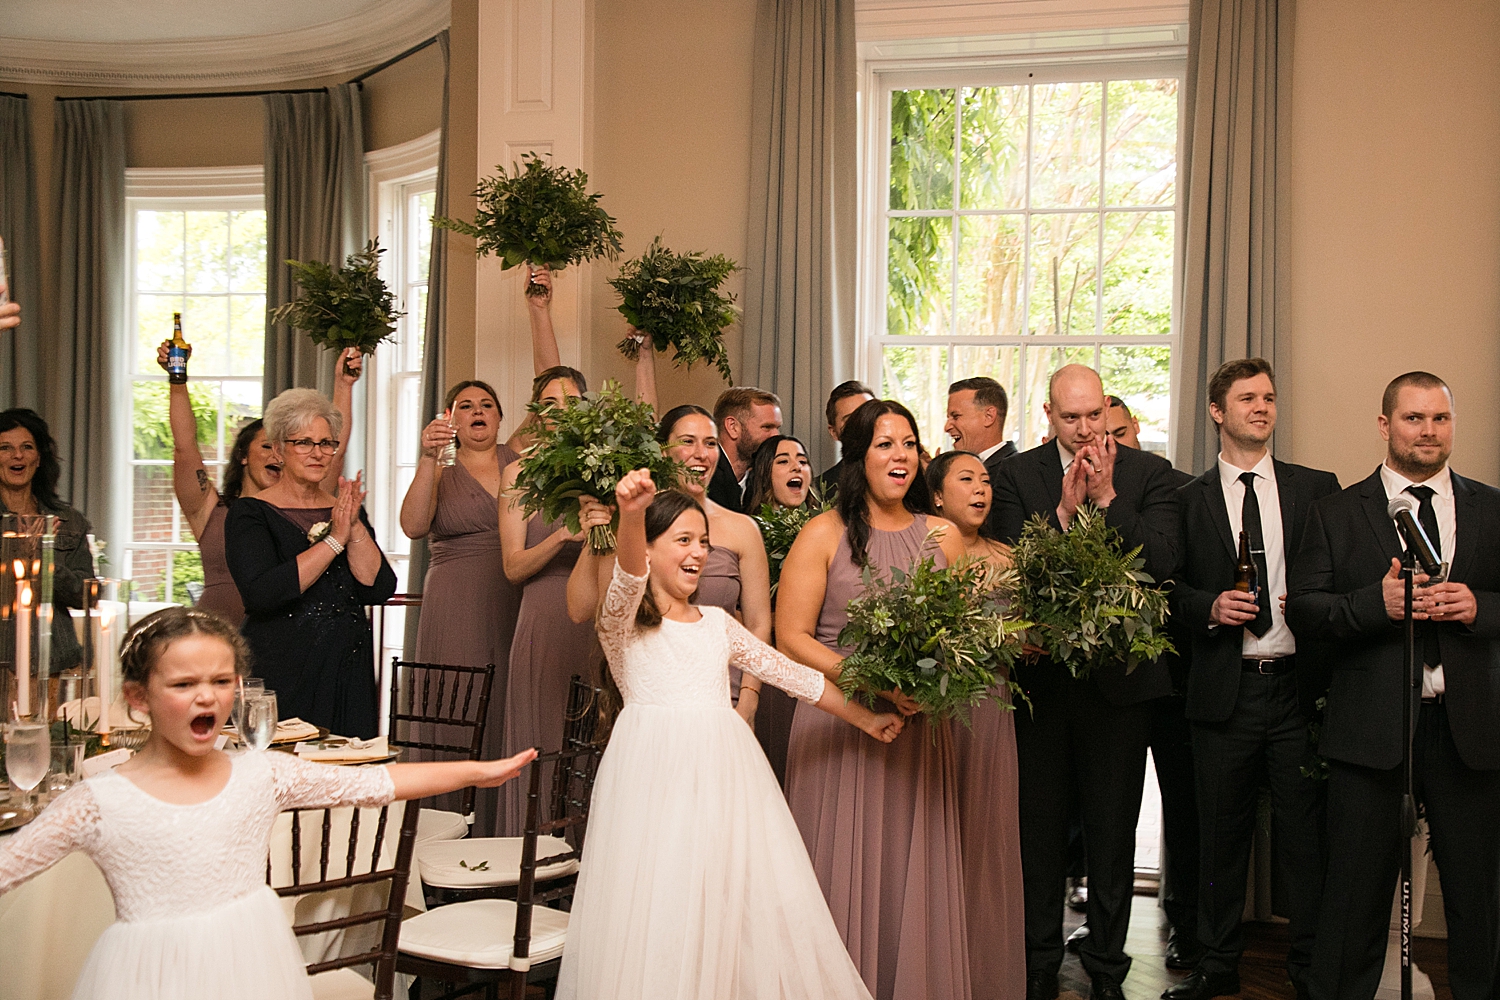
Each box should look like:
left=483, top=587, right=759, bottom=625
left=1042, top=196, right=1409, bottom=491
left=0, top=0, right=449, bottom=89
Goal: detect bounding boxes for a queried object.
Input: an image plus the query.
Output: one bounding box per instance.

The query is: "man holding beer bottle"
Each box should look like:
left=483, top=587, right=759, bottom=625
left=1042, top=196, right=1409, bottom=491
left=1166, top=359, right=1340, bottom=1000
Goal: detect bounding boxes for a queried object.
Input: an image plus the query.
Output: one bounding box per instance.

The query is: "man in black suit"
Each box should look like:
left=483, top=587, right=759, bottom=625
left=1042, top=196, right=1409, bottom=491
left=707, top=386, right=782, bottom=513
left=815, top=380, right=873, bottom=498
left=1288, top=372, right=1500, bottom=1000
left=992, top=364, right=1181, bottom=1000
left=1167, top=360, right=1340, bottom=1000
left=944, top=375, right=1018, bottom=539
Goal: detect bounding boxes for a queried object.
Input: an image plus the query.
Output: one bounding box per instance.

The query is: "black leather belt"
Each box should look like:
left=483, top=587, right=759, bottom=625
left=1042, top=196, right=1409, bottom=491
left=1242, top=656, right=1295, bottom=675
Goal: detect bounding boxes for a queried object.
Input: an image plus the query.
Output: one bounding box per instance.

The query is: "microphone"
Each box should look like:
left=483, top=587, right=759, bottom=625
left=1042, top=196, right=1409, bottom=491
left=1387, top=494, right=1447, bottom=582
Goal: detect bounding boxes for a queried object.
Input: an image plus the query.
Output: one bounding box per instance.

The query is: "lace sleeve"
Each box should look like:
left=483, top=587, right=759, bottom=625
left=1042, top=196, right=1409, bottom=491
left=597, top=561, right=648, bottom=664
left=269, top=754, right=396, bottom=811
left=0, top=783, right=99, bottom=896
left=722, top=612, right=828, bottom=703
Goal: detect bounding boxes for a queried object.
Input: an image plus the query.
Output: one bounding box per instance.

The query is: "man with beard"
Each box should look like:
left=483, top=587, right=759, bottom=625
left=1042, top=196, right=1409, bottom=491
left=708, top=387, right=782, bottom=513
left=1289, top=372, right=1500, bottom=1000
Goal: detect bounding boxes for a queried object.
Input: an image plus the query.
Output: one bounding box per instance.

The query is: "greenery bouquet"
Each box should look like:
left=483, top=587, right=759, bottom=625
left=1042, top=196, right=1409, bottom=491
left=752, top=498, right=830, bottom=598
left=269, top=241, right=404, bottom=361
left=836, top=553, right=1027, bottom=723
left=511, top=380, right=684, bottom=553
left=609, top=236, right=739, bottom=381
left=1006, top=505, right=1174, bottom=680
left=434, top=152, right=624, bottom=296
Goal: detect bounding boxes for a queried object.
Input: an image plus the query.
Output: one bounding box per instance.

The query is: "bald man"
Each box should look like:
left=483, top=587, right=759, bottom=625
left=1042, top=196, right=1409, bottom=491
left=992, top=365, right=1182, bottom=1000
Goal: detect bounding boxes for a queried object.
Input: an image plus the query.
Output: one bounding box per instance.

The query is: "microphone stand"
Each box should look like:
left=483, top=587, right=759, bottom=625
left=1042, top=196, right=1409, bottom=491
left=1399, top=547, right=1418, bottom=1000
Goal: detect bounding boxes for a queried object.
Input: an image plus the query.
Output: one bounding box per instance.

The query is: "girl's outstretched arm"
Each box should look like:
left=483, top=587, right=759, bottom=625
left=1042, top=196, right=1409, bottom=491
left=386, top=748, right=538, bottom=802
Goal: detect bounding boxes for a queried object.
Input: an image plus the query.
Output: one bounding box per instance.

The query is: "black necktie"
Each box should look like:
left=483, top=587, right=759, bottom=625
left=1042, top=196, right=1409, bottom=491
left=1407, top=485, right=1442, bottom=669
left=1239, top=472, right=1273, bottom=637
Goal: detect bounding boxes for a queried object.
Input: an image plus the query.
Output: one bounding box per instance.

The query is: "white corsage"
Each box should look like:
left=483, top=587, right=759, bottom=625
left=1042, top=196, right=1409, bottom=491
left=307, top=521, right=332, bottom=544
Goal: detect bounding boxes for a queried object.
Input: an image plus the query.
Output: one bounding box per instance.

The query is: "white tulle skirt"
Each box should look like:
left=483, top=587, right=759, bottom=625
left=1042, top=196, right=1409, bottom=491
left=71, top=885, right=313, bottom=1000
left=555, top=702, right=874, bottom=1000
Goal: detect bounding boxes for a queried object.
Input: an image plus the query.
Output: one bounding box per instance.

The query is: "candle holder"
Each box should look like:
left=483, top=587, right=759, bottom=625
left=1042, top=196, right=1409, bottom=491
left=0, top=514, right=49, bottom=728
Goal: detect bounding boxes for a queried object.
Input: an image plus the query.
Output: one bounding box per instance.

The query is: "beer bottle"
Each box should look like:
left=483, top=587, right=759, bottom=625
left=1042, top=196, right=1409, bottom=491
left=167, top=313, right=189, bottom=384
left=1234, top=529, right=1258, bottom=597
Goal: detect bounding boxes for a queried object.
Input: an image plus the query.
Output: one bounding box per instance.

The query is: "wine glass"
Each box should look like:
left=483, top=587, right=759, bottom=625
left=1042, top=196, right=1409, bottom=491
left=232, top=677, right=264, bottom=741
left=4, top=722, right=50, bottom=815
left=243, top=691, right=279, bottom=752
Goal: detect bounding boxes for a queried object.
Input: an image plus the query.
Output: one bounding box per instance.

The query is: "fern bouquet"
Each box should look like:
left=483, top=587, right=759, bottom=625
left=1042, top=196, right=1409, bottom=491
left=752, top=499, right=829, bottom=598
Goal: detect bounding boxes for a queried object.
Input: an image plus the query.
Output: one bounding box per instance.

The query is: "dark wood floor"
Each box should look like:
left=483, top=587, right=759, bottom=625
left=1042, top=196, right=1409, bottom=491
left=1058, top=898, right=1452, bottom=1000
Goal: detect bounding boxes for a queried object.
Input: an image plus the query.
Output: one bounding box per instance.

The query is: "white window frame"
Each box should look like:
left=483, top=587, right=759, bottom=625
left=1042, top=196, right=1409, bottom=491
left=857, top=44, right=1187, bottom=453
left=365, top=130, right=440, bottom=667
left=117, top=166, right=265, bottom=601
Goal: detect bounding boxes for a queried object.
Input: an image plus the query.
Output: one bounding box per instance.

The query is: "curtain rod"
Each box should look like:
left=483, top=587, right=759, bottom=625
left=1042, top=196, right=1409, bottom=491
left=0, top=92, right=28, bottom=100
left=53, top=31, right=442, bottom=103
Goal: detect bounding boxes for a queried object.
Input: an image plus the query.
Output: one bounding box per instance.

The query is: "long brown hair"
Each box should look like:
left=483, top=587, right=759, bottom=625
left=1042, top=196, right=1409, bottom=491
left=836, top=399, right=933, bottom=568
left=119, top=606, right=252, bottom=687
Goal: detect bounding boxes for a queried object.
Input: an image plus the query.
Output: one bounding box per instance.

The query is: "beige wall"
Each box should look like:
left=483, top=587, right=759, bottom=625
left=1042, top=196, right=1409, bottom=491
left=1288, top=0, right=1500, bottom=486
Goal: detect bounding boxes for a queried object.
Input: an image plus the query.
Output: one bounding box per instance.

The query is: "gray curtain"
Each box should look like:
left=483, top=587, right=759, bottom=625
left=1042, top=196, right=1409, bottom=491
left=51, top=100, right=125, bottom=526
left=742, top=0, right=857, bottom=473
left=403, top=31, right=451, bottom=658
left=1, top=95, right=42, bottom=412
left=262, top=84, right=365, bottom=406
left=1173, top=0, right=1294, bottom=475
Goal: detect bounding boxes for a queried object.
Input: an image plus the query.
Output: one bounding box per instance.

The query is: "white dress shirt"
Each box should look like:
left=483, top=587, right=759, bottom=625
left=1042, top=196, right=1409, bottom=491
left=978, top=440, right=1007, bottom=463
left=1218, top=452, right=1295, bottom=658
left=1379, top=462, right=1455, bottom=697
left=1057, top=439, right=1075, bottom=472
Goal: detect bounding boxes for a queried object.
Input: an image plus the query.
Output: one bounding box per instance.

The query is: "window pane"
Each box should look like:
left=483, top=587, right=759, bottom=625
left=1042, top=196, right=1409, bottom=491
left=887, top=216, right=952, bottom=337
left=879, top=343, right=949, bottom=448
left=1103, top=212, right=1174, bottom=337
left=1021, top=344, right=1096, bottom=448
left=183, top=295, right=231, bottom=375
left=228, top=294, right=266, bottom=376
left=132, top=382, right=172, bottom=461
left=229, top=211, right=267, bottom=294
left=136, top=294, right=179, bottom=374
left=1105, top=79, right=1178, bottom=207
left=126, top=549, right=169, bottom=604
left=132, top=465, right=175, bottom=542
left=413, top=190, right=435, bottom=283
left=950, top=345, right=1021, bottom=445
left=135, top=211, right=184, bottom=292
left=956, top=215, right=1024, bottom=338
left=407, top=285, right=429, bottom=371
left=890, top=89, right=956, bottom=210
left=222, top=381, right=263, bottom=450
left=1028, top=213, right=1099, bottom=336
left=398, top=375, right=421, bottom=463
left=959, top=86, right=1027, bottom=210
left=1100, top=345, right=1171, bottom=455
left=1031, top=82, right=1103, bottom=209
left=172, top=549, right=204, bottom=604
left=184, top=211, right=230, bottom=293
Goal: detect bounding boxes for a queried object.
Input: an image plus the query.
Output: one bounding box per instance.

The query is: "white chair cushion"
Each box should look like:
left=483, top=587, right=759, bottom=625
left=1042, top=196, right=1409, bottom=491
left=415, top=809, right=468, bottom=845
left=417, top=835, right=577, bottom=889
left=307, top=967, right=374, bottom=1000
left=398, top=898, right=569, bottom=969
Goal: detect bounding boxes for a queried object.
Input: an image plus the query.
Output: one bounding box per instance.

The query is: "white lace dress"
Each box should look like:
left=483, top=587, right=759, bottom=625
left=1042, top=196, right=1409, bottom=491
left=0, top=751, right=394, bottom=1000
left=555, top=564, right=874, bottom=1000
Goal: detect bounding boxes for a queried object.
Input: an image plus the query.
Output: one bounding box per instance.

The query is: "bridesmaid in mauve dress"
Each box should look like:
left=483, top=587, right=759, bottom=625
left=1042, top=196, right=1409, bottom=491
left=776, top=399, right=974, bottom=1000
left=928, top=450, right=1027, bottom=1000
left=401, top=380, right=522, bottom=836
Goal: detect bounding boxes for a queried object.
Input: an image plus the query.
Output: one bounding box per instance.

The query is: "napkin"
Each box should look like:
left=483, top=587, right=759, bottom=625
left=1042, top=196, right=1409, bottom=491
left=295, top=735, right=390, bottom=763
left=225, top=717, right=321, bottom=744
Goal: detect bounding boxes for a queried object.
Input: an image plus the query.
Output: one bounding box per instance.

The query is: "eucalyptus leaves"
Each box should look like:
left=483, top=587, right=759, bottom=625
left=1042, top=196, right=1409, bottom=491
left=1006, top=505, right=1174, bottom=680
left=610, top=236, right=739, bottom=382
left=270, top=241, right=403, bottom=356
left=752, top=500, right=829, bottom=598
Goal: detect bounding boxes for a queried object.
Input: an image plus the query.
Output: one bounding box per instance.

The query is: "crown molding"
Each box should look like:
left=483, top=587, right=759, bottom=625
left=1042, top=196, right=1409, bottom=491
left=365, top=129, right=441, bottom=181
left=856, top=0, right=1189, bottom=42
left=0, top=0, right=449, bottom=90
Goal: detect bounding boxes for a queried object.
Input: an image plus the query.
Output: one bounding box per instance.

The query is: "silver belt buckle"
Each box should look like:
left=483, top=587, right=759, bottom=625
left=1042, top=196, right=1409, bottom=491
left=1252, top=658, right=1278, bottom=675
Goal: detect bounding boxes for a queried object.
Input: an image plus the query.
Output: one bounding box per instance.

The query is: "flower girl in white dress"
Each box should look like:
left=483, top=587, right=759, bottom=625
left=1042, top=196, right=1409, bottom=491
left=556, top=470, right=905, bottom=1000
left=0, top=606, right=536, bottom=1000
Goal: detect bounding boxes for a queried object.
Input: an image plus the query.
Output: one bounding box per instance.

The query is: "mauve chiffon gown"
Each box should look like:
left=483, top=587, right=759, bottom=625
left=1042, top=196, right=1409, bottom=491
left=697, top=544, right=745, bottom=702
left=783, top=515, right=973, bottom=1000
left=413, top=449, right=521, bottom=836
left=499, top=513, right=594, bottom=833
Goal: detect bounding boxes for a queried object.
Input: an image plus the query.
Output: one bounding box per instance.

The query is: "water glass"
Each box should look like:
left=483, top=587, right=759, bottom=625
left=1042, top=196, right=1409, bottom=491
left=4, top=722, right=50, bottom=813
left=243, top=691, right=279, bottom=752
left=232, top=676, right=265, bottom=737
left=48, top=741, right=84, bottom=795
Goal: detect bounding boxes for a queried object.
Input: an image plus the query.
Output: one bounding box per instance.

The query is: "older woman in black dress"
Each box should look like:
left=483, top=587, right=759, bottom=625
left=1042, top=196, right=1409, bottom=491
left=225, top=388, right=395, bottom=738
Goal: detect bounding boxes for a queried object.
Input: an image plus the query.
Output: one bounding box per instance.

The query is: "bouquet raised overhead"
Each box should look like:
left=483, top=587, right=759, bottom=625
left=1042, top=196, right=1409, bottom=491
left=836, top=550, right=1027, bottom=723
left=434, top=152, right=624, bottom=295
left=752, top=498, right=830, bottom=598
left=510, top=380, right=683, bottom=553
left=610, top=236, right=739, bottom=382
left=1006, top=505, right=1174, bottom=679
left=270, top=241, right=403, bottom=361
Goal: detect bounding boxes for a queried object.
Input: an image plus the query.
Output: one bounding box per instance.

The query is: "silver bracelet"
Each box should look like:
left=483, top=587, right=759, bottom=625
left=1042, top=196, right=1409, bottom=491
left=323, top=535, right=345, bottom=556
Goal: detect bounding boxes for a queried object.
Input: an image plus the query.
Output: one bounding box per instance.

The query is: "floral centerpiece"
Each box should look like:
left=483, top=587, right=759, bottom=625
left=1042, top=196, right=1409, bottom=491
left=510, top=380, right=684, bottom=553
left=752, top=499, right=829, bottom=598
left=1005, top=505, right=1174, bottom=680
left=609, top=236, right=739, bottom=381
left=836, top=551, right=1028, bottom=723
left=269, top=241, right=404, bottom=369
left=434, top=152, right=624, bottom=296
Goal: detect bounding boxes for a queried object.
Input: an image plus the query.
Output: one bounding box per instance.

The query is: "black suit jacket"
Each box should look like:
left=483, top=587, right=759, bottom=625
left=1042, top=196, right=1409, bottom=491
left=992, top=440, right=1182, bottom=704
left=707, top=445, right=745, bottom=513
left=1172, top=460, right=1341, bottom=723
left=1287, top=468, right=1500, bottom=771
left=816, top=458, right=843, bottom=502
left=979, top=441, right=1020, bottom=540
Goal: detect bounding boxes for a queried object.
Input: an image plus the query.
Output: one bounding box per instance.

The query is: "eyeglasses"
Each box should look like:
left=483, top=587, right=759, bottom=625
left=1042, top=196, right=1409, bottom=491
left=285, top=438, right=340, bottom=454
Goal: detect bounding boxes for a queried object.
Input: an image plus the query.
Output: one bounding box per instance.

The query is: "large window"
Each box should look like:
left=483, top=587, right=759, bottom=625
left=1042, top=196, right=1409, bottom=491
left=122, top=169, right=265, bottom=602
left=872, top=70, right=1180, bottom=454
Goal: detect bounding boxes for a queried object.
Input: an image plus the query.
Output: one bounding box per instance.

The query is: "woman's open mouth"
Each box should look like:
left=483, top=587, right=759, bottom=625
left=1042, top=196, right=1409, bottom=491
left=786, top=476, right=804, bottom=491
left=888, top=468, right=909, bottom=483
left=686, top=465, right=709, bottom=482
left=189, top=713, right=217, bottom=739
